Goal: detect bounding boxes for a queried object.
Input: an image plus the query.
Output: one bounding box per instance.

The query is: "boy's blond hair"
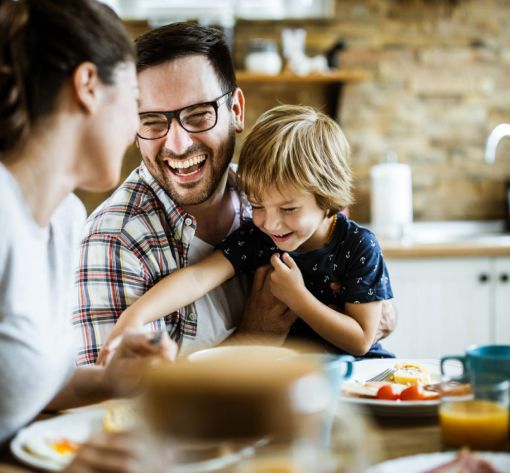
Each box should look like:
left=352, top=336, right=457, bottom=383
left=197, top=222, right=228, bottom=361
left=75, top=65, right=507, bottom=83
left=238, top=105, right=353, bottom=215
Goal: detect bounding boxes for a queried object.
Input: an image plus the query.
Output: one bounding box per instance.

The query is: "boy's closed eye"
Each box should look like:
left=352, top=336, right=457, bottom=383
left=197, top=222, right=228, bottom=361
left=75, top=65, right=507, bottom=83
left=281, top=207, right=297, bottom=213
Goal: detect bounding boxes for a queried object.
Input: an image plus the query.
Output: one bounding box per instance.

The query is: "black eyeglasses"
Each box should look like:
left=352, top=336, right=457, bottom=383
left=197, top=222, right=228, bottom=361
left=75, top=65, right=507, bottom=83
left=137, top=91, right=233, bottom=140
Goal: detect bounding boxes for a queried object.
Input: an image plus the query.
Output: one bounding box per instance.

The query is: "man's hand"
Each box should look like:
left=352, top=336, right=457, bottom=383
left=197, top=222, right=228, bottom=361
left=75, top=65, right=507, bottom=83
left=374, top=299, right=398, bottom=342
left=234, top=265, right=297, bottom=345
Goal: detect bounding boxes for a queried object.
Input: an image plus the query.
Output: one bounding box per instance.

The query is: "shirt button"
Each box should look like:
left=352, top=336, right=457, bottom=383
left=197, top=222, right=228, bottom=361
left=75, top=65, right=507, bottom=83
left=188, top=312, right=197, bottom=321
left=184, top=217, right=193, bottom=226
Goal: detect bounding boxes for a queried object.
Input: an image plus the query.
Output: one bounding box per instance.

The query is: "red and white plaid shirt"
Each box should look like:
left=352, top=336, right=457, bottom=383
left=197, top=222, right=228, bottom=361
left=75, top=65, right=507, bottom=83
left=72, top=162, right=249, bottom=366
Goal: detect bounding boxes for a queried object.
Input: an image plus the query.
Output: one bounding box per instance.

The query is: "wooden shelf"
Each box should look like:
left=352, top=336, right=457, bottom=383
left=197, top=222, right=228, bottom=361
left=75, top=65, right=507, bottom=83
left=236, top=70, right=367, bottom=84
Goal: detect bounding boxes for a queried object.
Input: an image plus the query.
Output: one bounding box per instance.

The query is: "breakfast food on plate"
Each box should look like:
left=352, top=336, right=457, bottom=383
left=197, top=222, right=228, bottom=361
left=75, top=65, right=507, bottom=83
left=422, top=448, right=500, bottom=473
left=341, top=361, right=439, bottom=401
left=22, top=431, right=80, bottom=467
left=390, top=362, right=431, bottom=385
left=102, top=403, right=138, bottom=433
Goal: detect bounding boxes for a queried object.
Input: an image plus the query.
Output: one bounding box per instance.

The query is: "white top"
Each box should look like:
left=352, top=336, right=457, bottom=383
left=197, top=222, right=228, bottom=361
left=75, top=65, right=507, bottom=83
left=179, top=189, right=247, bottom=357
left=179, top=234, right=247, bottom=357
left=0, top=164, right=86, bottom=443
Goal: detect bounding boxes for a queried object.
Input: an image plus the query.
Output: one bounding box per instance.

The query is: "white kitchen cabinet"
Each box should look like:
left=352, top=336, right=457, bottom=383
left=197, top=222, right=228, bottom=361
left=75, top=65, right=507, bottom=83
left=381, top=257, right=510, bottom=359
left=494, top=257, right=510, bottom=343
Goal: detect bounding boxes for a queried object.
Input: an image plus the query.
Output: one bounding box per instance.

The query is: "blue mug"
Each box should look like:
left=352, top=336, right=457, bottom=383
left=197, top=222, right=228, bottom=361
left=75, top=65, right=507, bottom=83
left=296, top=353, right=354, bottom=395
left=441, top=344, right=510, bottom=384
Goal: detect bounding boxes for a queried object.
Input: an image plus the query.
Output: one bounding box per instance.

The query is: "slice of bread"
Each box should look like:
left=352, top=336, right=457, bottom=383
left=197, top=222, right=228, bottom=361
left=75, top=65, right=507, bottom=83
left=103, top=403, right=138, bottom=433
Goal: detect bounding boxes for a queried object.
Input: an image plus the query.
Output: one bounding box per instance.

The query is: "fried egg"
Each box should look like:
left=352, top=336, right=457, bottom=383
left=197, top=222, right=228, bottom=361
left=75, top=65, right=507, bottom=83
left=22, top=431, right=80, bottom=467
left=391, top=362, right=431, bottom=385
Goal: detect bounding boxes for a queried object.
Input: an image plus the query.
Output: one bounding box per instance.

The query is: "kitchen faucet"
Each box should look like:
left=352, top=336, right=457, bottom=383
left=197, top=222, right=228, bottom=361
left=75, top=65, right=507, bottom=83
left=485, top=123, right=510, bottom=231
left=484, top=123, right=510, bottom=164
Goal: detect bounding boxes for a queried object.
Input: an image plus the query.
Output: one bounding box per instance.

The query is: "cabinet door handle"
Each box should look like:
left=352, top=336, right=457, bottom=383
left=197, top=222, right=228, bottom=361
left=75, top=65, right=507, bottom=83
left=479, top=273, right=490, bottom=283
left=500, top=273, right=509, bottom=283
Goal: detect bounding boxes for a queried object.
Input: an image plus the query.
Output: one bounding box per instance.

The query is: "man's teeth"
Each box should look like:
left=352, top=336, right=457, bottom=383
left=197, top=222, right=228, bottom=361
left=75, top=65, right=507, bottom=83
left=168, top=155, right=206, bottom=169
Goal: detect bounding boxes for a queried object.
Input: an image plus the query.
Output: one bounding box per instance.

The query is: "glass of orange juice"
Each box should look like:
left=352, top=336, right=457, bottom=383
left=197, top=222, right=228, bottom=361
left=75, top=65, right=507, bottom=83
left=439, top=380, right=509, bottom=450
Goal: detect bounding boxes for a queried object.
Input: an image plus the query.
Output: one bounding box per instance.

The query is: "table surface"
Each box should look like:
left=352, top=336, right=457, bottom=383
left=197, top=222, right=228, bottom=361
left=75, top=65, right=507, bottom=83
left=0, top=406, right=507, bottom=472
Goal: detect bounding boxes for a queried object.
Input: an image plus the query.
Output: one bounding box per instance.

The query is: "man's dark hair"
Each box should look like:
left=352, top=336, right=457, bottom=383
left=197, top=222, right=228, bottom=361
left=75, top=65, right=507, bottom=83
left=135, top=22, right=237, bottom=95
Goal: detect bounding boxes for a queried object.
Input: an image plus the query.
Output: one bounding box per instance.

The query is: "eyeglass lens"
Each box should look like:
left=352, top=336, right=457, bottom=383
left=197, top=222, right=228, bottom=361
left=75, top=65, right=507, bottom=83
left=138, top=103, right=218, bottom=139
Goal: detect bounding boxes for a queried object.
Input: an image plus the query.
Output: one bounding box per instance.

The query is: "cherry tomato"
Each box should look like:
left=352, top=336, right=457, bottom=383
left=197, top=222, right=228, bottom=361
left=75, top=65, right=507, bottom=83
left=400, top=385, right=438, bottom=401
left=376, top=385, right=400, bottom=400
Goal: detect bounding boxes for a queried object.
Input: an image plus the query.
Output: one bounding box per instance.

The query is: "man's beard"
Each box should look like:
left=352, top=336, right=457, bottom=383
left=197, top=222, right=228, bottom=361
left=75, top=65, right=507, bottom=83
left=145, top=126, right=236, bottom=207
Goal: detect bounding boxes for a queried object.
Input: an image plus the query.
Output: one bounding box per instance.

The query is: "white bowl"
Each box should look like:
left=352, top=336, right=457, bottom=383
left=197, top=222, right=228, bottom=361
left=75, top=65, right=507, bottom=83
left=188, top=345, right=297, bottom=363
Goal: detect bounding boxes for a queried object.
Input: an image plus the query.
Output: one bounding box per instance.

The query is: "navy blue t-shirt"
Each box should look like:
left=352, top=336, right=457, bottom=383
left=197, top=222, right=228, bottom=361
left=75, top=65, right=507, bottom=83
left=217, top=214, right=394, bottom=358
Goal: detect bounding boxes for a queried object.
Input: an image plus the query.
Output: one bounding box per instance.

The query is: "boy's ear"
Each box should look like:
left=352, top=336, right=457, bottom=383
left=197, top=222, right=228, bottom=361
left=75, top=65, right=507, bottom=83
left=231, top=87, right=245, bottom=133
left=72, top=62, right=100, bottom=114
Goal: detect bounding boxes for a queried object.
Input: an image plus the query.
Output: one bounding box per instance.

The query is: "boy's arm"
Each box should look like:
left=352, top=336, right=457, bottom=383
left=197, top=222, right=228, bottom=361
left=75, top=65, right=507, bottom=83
left=119, top=250, right=235, bottom=326
left=270, top=253, right=381, bottom=356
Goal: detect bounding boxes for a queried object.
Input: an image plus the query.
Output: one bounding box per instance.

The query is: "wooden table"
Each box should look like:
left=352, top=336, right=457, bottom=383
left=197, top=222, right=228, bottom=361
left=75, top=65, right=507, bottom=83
left=373, top=415, right=443, bottom=460
left=0, top=408, right=506, bottom=472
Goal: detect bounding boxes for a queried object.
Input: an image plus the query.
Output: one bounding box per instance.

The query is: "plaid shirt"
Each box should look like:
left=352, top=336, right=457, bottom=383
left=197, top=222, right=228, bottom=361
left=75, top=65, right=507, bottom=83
left=73, top=162, right=249, bottom=366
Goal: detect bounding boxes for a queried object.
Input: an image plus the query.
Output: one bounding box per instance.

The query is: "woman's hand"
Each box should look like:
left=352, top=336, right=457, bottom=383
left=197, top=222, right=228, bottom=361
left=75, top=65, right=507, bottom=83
left=63, top=431, right=145, bottom=473
left=269, top=253, right=307, bottom=309
left=96, top=313, right=146, bottom=366
left=103, top=331, right=177, bottom=398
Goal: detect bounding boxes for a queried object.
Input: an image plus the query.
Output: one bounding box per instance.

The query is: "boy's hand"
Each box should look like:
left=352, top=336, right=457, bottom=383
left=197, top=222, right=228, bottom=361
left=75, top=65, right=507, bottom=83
left=269, top=253, right=306, bottom=308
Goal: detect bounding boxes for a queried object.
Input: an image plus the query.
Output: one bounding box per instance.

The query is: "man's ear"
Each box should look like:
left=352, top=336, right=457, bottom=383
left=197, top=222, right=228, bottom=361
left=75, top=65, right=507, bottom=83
left=72, top=62, right=100, bottom=114
left=231, top=87, right=245, bottom=133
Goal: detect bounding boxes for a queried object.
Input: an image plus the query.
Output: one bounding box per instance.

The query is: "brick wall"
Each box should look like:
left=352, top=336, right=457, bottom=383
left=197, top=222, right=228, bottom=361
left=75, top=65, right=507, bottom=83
left=79, top=1, right=510, bottom=222
left=234, top=0, right=510, bottom=222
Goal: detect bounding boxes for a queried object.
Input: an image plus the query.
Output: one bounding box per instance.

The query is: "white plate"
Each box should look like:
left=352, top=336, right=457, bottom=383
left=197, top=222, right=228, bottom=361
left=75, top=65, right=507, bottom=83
left=339, top=358, right=452, bottom=417
left=367, top=451, right=510, bottom=473
left=11, top=407, right=106, bottom=471
left=11, top=406, right=257, bottom=472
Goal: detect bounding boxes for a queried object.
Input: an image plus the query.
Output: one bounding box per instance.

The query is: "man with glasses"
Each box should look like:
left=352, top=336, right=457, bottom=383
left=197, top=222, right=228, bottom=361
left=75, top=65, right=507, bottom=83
left=73, top=22, right=296, bottom=364
left=73, top=22, right=396, bottom=364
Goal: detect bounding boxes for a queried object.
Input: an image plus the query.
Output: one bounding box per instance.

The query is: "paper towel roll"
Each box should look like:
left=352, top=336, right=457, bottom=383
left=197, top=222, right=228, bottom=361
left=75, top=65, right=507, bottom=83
left=370, top=163, right=413, bottom=240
